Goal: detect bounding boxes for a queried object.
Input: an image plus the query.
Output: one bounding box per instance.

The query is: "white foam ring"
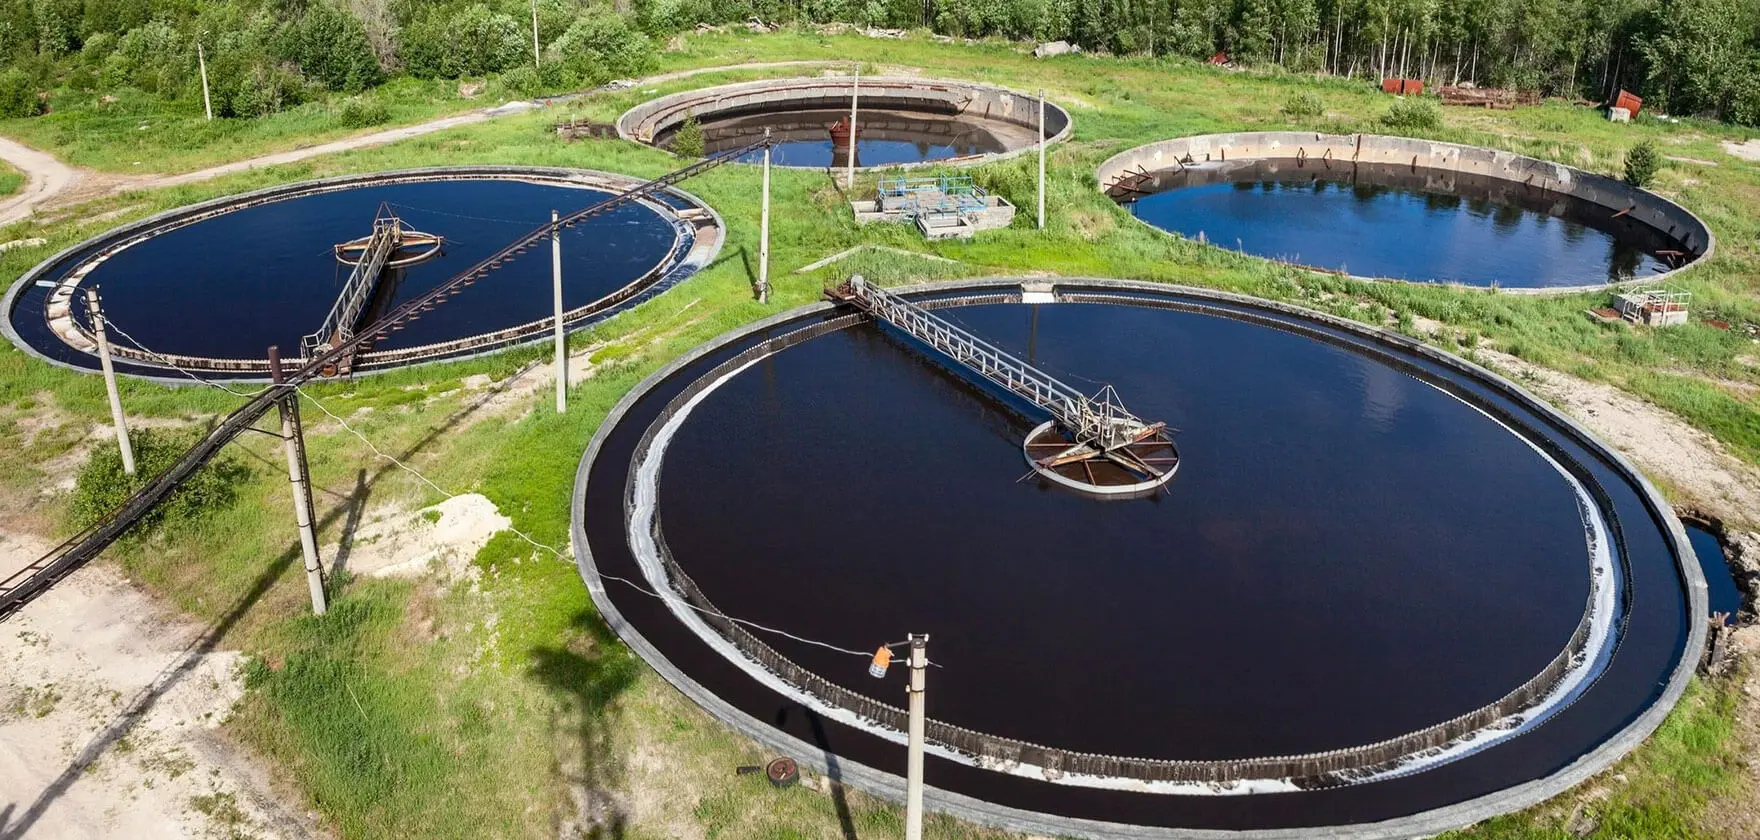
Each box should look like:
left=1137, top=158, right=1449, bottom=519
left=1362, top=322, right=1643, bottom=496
left=625, top=324, right=1620, bottom=795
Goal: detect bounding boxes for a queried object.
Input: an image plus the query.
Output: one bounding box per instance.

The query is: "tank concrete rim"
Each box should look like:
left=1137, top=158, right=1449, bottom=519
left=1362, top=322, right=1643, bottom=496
left=1096, top=132, right=1717, bottom=296
left=1022, top=420, right=1179, bottom=497
left=0, top=165, right=725, bottom=386
left=616, top=75, right=1074, bottom=172
left=570, top=275, right=1704, bottom=840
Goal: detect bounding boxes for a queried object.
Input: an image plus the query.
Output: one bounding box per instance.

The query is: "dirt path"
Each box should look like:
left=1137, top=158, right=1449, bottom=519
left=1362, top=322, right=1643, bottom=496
left=0, top=137, right=79, bottom=227
left=0, top=60, right=860, bottom=225
left=0, top=534, right=321, bottom=840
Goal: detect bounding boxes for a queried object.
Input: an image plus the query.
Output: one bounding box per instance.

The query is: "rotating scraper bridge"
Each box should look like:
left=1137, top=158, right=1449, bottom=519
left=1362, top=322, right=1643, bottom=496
left=0, top=139, right=773, bottom=622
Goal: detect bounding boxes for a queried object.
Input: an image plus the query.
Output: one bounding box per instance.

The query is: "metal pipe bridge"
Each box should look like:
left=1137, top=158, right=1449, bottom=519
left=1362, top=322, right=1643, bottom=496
left=827, top=276, right=1174, bottom=488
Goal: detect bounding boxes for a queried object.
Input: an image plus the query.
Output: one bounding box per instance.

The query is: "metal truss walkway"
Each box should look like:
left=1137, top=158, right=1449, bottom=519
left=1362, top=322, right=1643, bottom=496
left=302, top=207, right=404, bottom=371
left=827, top=276, right=1167, bottom=470
left=0, top=138, right=774, bottom=622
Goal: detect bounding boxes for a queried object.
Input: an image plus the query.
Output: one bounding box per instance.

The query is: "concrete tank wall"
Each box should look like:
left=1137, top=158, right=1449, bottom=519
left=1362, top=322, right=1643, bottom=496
left=619, top=76, right=1073, bottom=170
left=1096, top=132, right=1715, bottom=293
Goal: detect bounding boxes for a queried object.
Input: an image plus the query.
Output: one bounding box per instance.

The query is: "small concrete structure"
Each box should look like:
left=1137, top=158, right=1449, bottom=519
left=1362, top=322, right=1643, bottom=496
left=851, top=175, right=1014, bottom=239
left=1614, top=287, right=1690, bottom=326
left=1096, top=131, right=1716, bottom=294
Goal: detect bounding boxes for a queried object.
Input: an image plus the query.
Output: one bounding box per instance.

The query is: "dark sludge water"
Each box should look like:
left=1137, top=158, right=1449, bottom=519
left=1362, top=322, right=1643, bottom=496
left=580, top=291, right=1691, bottom=830
left=1119, top=160, right=1683, bottom=287
left=1684, top=522, right=1743, bottom=622
left=654, top=107, right=1010, bottom=168
left=7, top=179, right=681, bottom=376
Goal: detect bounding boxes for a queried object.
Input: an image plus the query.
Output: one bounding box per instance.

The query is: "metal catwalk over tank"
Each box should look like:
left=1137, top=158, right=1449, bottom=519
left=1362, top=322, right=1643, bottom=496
left=827, top=275, right=1173, bottom=485
left=0, top=137, right=774, bottom=622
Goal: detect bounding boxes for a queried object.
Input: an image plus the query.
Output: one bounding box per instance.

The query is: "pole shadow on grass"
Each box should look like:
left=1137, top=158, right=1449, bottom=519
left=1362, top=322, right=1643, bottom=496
left=774, top=705, right=859, bottom=840
left=528, top=608, right=641, bottom=839
left=0, top=367, right=543, bottom=839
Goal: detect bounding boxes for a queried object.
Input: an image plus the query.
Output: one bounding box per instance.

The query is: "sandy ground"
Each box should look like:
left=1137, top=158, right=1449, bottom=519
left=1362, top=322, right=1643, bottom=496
left=1478, top=348, right=1760, bottom=528
left=1724, top=139, right=1760, bottom=163
left=343, top=493, right=510, bottom=580
left=0, top=534, right=321, bottom=840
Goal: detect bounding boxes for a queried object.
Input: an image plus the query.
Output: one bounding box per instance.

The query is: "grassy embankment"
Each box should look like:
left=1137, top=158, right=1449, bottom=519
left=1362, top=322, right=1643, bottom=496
left=0, top=28, right=1756, bottom=839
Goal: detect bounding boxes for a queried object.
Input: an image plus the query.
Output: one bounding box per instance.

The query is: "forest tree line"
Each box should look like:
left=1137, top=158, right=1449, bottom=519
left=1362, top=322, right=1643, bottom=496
left=0, top=0, right=1756, bottom=125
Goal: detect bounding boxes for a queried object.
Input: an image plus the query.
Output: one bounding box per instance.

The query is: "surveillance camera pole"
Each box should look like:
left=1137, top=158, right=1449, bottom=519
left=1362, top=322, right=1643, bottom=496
left=846, top=65, right=859, bottom=191
left=551, top=209, right=566, bottom=412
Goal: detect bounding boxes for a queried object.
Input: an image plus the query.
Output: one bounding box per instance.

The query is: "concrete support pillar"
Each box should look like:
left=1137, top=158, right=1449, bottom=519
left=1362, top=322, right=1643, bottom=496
left=269, top=347, right=326, bottom=616
left=905, top=634, right=928, bottom=840
left=197, top=41, right=212, bottom=122
left=758, top=129, right=772, bottom=304
left=1037, top=90, right=1047, bottom=230
left=846, top=67, right=859, bottom=191
left=84, top=289, right=134, bottom=475
left=552, top=209, right=566, bottom=413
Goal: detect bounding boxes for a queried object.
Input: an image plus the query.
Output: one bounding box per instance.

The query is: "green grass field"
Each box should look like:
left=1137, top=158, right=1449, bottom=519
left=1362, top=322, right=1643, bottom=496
left=1, top=26, right=1756, bottom=840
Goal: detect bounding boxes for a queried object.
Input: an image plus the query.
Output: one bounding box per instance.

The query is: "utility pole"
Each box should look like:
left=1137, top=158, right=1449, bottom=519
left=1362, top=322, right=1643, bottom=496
left=1036, top=89, right=1047, bottom=230
left=84, top=289, right=134, bottom=475
left=846, top=66, right=859, bottom=191
left=268, top=347, right=326, bottom=616
left=530, top=0, right=541, bottom=70
left=758, top=128, right=772, bottom=304
left=196, top=39, right=213, bottom=121
left=552, top=209, right=566, bottom=412
left=870, top=633, right=930, bottom=840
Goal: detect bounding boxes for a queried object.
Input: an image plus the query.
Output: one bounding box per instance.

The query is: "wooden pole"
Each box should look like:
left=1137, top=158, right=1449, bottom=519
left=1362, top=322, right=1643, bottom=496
left=197, top=40, right=213, bottom=122
left=758, top=129, right=772, bottom=304
left=846, top=66, right=859, bottom=191
left=1037, top=89, right=1047, bottom=230
left=552, top=209, right=566, bottom=413
left=84, top=289, right=134, bottom=475
left=269, top=347, right=326, bottom=616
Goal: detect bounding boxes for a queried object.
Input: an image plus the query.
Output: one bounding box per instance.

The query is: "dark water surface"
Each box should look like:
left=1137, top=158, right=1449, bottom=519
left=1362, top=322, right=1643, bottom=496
left=657, top=107, right=1009, bottom=168
left=660, top=302, right=1590, bottom=759
left=9, top=179, right=679, bottom=369
left=1122, top=160, right=1680, bottom=288
left=1685, top=522, right=1743, bottom=622
left=581, top=290, right=1691, bottom=829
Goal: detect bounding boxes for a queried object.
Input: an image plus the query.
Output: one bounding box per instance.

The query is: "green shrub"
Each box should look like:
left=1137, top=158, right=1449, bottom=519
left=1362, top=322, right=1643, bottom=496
left=275, top=1, right=382, bottom=92
left=1380, top=96, right=1440, bottom=131
left=1281, top=91, right=1323, bottom=119
left=335, top=95, right=390, bottom=127
left=547, top=12, right=655, bottom=87
left=670, top=114, right=704, bottom=157
left=401, top=4, right=526, bottom=78
left=70, top=428, right=251, bottom=534
left=0, top=68, right=43, bottom=117
left=1624, top=140, right=1661, bottom=188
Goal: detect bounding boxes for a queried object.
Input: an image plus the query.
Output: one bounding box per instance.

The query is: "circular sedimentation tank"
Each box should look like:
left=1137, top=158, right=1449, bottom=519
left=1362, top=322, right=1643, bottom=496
left=1, top=167, right=723, bottom=380
left=571, top=277, right=1704, bottom=838
left=618, top=76, right=1071, bottom=169
left=1098, top=133, right=1713, bottom=291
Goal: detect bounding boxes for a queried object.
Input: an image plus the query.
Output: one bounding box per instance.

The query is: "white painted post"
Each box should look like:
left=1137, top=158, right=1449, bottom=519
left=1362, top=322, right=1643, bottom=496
left=552, top=209, right=566, bottom=413
left=758, top=129, right=772, bottom=304
left=904, top=634, right=928, bottom=840
left=197, top=40, right=213, bottom=122
left=1037, top=89, right=1047, bottom=230
left=84, top=289, right=134, bottom=475
left=268, top=347, right=326, bottom=617
left=530, top=0, right=542, bottom=70
left=846, top=66, right=859, bottom=191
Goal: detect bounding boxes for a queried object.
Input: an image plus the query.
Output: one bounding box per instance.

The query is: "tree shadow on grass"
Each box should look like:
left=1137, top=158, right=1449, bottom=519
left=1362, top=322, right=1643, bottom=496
left=529, top=608, right=641, bottom=840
